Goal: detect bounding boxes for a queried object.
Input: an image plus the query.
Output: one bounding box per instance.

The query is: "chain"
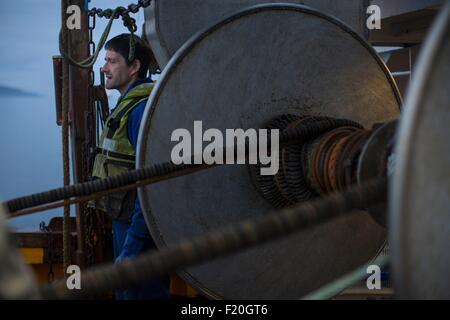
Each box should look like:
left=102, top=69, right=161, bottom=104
left=122, top=13, right=138, bottom=61
left=84, top=208, right=96, bottom=266
left=87, top=12, right=96, bottom=170
left=60, top=1, right=151, bottom=68
left=40, top=222, right=55, bottom=283
left=88, top=0, right=152, bottom=19
left=89, top=0, right=148, bottom=62
left=88, top=12, right=96, bottom=59
left=82, top=133, right=95, bottom=268
left=84, top=12, right=97, bottom=267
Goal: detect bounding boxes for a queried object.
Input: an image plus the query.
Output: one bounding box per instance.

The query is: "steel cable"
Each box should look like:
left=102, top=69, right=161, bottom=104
left=6, top=119, right=360, bottom=216
left=39, top=177, right=387, bottom=299
left=6, top=119, right=363, bottom=216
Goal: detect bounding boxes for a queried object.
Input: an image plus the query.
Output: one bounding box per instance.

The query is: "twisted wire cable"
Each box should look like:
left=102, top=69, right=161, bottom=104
left=40, top=177, right=387, bottom=299
left=7, top=119, right=358, bottom=215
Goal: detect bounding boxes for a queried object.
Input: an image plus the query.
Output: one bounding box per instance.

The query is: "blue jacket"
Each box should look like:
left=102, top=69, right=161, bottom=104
left=113, top=78, right=153, bottom=256
left=125, top=78, right=153, bottom=244
left=113, top=78, right=170, bottom=300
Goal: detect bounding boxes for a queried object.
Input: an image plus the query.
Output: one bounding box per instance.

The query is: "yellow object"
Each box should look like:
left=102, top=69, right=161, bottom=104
left=20, top=248, right=44, bottom=264
left=170, top=273, right=198, bottom=298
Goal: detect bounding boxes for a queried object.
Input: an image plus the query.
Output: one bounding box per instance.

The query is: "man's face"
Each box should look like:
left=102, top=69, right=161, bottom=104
left=102, top=49, right=136, bottom=94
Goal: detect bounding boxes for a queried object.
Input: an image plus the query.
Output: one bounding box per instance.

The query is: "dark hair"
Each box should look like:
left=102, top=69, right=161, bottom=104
left=105, top=33, right=157, bottom=79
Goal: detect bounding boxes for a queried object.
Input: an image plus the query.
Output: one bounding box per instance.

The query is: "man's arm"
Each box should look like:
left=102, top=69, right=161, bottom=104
left=127, top=100, right=146, bottom=150
left=118, top=100, right=154, bottom=261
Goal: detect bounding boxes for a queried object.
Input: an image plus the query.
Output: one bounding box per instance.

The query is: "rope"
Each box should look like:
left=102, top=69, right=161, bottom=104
left=58, top=8, right=118, bottom=69
left=6, top=119, right=359, bottom=216
left=39, top=177, right=386, bottom=299
left=59, top=4, right=140, bottom=68
left=302, top=254, right=390, bottom=300
left=9, top=164, right=207, bottom=218
left=121, top=13, right=137, bottom=61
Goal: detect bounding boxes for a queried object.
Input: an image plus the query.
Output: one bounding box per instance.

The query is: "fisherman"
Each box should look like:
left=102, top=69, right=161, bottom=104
left=91, top=33, right=169, bottom=300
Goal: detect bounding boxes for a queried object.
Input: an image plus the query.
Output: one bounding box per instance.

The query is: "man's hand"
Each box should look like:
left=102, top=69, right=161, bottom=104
left=115, top=233, right=145, bottom=263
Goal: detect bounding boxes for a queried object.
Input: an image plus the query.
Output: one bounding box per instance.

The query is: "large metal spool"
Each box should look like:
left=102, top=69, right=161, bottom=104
left=137, top=4, right=401, bottom=299
left=390, top=2, right=450, bottom=300
left=144, top=0, right=370, bottom=68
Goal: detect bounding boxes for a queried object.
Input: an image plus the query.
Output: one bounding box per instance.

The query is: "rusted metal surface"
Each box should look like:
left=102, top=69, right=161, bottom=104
left=356, top=121, right=397, bottom=227
left=15, top=218, right=77, bottom=264
left=357, top=121, right=397, bottom=185
left=12, top=217, right=79, bottom=286
left=52, top=56, right=63, bottom=126
left=138, top=4, right=400, bottom=299
left=65, top=0, right=91, bottom=268
left=60, top=0, right=72, bottom=274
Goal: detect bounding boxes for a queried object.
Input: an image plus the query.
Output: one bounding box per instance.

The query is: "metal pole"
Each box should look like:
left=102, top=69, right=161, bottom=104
left=61, top=0, right=72, bottom=275
left=67, top=0, right=91, bottom=268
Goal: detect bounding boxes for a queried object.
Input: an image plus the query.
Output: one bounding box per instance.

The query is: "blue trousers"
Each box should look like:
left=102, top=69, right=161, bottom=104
left=112, top=220, right=170, bottom=300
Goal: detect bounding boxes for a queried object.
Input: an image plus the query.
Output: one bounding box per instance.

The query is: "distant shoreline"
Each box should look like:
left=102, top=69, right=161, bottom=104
left=0, top=85, right=40, bottom=97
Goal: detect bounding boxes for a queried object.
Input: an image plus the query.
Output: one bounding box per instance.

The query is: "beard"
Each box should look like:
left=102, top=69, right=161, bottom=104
left=105, top=77, right=117, bottom=90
